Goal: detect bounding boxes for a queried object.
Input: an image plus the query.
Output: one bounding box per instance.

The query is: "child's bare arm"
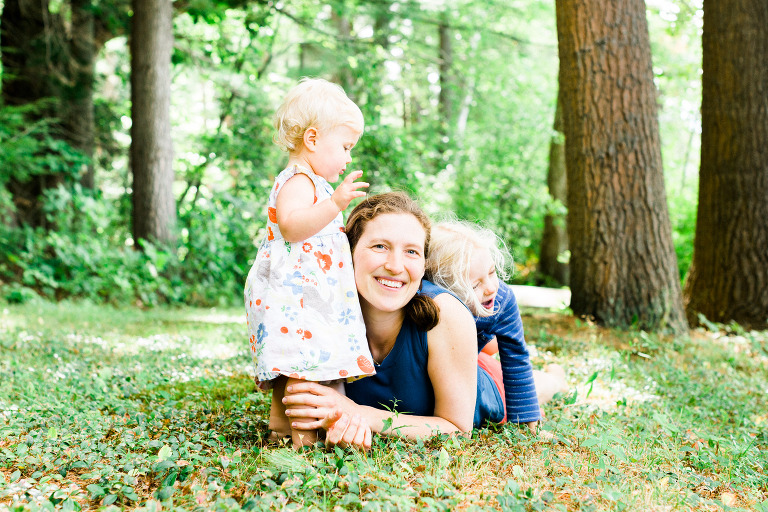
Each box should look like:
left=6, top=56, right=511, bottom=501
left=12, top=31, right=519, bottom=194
left=276, top=172, right=368, bottom=242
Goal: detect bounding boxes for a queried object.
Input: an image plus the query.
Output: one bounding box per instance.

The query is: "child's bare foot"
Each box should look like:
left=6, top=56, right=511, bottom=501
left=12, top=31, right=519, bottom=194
left=544, top=363, right=568, bottom=392
left=533, top=365, right=568, bottom=405
left=267, top=430, right=291, bottom=443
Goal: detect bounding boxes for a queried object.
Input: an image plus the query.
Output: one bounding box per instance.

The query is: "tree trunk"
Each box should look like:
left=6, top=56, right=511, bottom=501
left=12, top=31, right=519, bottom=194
left=330, top=3, right=354, bottom=94
left=555, top=0, right=687, bottom=333
left=365, top=0, right=393, bottom=125
left=130, top=0, right=176, bottom=245
left=539, top=96, right=569, bottom=286
left=1, top=0, right=65, bottom=227
left=438, top=11, right=454, bottom=129
left=65, top=0, right=97, bottom=189
left=683, top=0, right=768, bottom=330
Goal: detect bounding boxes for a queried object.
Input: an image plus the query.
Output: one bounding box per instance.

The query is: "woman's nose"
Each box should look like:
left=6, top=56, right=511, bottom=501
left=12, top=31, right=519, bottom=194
left=384, top=252, right=403, bottom=273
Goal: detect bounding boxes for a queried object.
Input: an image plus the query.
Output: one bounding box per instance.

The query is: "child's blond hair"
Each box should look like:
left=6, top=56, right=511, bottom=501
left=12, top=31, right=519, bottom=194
left=273, top=77, right=364, bottom=152
left=426, top=220, right=513, bottom=317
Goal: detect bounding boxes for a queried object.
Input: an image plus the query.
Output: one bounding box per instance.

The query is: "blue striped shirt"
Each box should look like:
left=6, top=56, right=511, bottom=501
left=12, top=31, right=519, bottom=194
left=476, top=282, right=541, bottom=423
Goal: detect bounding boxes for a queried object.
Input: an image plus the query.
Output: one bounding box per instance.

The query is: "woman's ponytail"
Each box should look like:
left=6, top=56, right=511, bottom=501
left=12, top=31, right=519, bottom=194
left=406, top=293, right=440, bottom=331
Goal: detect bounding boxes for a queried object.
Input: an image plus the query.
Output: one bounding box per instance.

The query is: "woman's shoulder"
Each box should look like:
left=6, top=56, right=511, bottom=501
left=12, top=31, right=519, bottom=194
left=421, top=280, right=475, bottom=341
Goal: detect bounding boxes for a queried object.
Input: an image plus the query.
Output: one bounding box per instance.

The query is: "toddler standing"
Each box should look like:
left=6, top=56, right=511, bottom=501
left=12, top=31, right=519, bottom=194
left=244, top=78, right=375, bottom=447
left=426, top=220, right=567, bottom=431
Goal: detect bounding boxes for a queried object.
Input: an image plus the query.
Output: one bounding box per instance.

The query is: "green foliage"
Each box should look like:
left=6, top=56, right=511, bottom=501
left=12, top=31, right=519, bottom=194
left=0, top=0, right=704, bottom=302
left=0, top=185, right=256, bottom=307
left=669, top=192, right=698, bottom=283
left=0, top=101, right=87, bottom=211
left=1, top=302, right=766, bottom=510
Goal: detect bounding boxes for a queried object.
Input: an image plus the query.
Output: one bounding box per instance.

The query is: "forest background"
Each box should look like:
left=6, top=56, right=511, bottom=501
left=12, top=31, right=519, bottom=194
left=1, top=0, right=704, bottom=315
left=2, top=1, right=768, bottom=510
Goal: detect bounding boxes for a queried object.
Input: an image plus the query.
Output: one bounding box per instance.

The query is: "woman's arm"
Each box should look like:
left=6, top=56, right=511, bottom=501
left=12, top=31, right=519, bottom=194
left=424, top=292, right=477, bottom=434
left=283, top=294, right=478, bottom=439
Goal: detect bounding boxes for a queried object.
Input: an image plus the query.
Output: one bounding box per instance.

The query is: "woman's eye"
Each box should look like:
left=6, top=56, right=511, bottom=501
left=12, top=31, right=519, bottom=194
left=406, top=249, right=420, bottom=256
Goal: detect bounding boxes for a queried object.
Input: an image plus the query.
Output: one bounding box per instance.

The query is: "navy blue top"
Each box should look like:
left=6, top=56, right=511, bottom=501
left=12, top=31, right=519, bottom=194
left=345, top=280, right=504, bottom=428
left=345, top=313, right=435, bottom=417
left=476, top=281, right=541, bottom=423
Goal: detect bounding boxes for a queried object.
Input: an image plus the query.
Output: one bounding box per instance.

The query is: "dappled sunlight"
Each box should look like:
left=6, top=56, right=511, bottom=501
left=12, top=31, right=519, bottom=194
left=48, top=361, right=82, bottom=382
left=2, top=302, right=766, bottom=510
left=115, top=334, right=191, bottom=353
left=180, top=309, right=245, bottom=325
left=163, top=360, right=251, bottom=384
left=567, top=355, right=660, bottom=411
left=64, top=332, right=109, bottom=349
left=0, top=402, right=20, bottom=421
left=701, top=329, right=768, bottom=367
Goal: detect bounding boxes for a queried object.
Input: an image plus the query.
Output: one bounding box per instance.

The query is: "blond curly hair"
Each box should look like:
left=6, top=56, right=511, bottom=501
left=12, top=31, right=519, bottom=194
left=426, top=220, right=513, bottom=317
left=273, top=77, right=364, bottom=153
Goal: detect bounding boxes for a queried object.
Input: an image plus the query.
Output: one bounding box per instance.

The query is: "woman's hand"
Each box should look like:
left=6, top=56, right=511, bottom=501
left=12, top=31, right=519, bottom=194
left=283, top=381, right=357, bottom=429
left=284, top=382, right=372, bottom=450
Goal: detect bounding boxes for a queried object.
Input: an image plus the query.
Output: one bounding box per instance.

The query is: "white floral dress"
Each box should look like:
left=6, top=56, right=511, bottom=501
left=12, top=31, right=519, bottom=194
left=244, top=165, right=374, bottom=386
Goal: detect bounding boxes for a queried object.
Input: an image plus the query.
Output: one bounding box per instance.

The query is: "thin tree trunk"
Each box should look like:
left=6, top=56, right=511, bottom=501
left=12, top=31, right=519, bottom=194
left=66, top=0, right=96, bottom=189
left=556, top=0, right=687, bottom=333
left=684, top=0, right=768, bottom=330
left=539, top=96, right=569, bottom=286
left=438, top=11, right=453, bottom=129
left=130, top=0, right=176, bottom=245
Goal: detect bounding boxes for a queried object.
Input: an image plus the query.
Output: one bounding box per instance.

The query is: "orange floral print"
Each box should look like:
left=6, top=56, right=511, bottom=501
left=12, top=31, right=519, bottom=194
left=314, top=251, right=332, bottom=273
left=356, top=355, right=375, bottom=374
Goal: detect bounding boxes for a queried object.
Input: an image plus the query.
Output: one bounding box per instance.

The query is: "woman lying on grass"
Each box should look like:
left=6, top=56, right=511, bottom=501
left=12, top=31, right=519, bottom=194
left=281, top=192, right=544, bottom=448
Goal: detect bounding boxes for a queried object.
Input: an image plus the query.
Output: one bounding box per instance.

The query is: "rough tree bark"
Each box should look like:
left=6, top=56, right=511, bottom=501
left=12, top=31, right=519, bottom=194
left=555, top=0, right=687, bottom=333
left=130, top=0, right=176, bottom=245
left=683, top=0, right=768, bottom=330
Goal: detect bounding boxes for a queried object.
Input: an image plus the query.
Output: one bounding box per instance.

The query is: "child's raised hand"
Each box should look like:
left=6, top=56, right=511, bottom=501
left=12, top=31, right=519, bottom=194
left=331, top=170, right=369, bottom=211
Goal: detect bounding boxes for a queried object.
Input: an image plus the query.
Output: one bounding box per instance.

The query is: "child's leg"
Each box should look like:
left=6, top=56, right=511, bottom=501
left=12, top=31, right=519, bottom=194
left=284, top=379, right=346, bottom=447
left=285, top=377, right=321, bottom=448
left=533, top=364, right=567, bottom=405
left=268, top=376, right=291, bottom=441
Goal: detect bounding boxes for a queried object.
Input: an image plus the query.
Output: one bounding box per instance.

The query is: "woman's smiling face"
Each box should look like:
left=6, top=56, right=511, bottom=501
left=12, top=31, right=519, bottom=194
left=352, top=213, right=427, bottom=314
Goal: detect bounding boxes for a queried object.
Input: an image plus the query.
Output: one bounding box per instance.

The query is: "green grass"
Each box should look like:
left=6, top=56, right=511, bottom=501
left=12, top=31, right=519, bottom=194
left=1, top=300, right=766, bottom=511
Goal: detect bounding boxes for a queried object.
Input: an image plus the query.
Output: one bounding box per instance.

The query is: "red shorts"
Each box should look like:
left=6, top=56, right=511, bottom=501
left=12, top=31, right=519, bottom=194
left=478, top=352, right=507, bottom=423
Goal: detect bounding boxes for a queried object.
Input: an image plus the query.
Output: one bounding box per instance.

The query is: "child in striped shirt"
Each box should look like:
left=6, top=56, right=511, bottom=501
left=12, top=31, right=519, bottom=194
left=426, top=220, right=567, bottom=431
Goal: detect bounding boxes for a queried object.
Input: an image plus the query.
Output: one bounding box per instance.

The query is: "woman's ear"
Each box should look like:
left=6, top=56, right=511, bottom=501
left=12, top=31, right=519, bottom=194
left=303, top=127, right=318, bottom=151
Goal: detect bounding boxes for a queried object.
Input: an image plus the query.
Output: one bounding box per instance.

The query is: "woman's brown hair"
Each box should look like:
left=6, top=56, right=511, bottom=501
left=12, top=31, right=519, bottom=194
left=346, top=192, right=440, bottom=330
